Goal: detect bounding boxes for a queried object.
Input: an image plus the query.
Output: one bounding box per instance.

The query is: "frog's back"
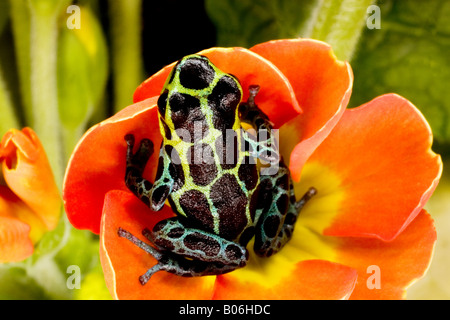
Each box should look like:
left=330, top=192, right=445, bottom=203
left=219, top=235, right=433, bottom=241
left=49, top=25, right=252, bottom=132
left=158, top=55, right=260, bottom=242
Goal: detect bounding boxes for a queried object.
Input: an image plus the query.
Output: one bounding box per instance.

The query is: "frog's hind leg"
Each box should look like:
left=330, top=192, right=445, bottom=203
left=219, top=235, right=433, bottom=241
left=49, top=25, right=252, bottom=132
left=147, top=218, right=248, bottom=267
left=254, top=161, right=317, bottom=257
left=118, top=228, right=238, bottom=284
left=117, top=217, right=248, bottom=284
left=271, top=183, right=317, bottom=255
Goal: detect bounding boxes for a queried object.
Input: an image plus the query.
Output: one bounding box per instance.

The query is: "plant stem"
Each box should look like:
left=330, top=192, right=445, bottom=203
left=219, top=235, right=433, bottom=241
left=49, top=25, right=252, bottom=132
left=307, top=0, right=375, bottom=61
left=0, top=66, right=19, bottom=137
left=9, top=0, right=32, bottom=124
left=28, top=0, right=68, bottom=188
left=109, top=0, right=144, bottom=112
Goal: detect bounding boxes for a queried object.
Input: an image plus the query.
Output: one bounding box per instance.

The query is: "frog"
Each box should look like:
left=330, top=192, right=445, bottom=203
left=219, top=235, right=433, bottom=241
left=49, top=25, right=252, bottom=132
left=118, top=54, right=317, bottom=285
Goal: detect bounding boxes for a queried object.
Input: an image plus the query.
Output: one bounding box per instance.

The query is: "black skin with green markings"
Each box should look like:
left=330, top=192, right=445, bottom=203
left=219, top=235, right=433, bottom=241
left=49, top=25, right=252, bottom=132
left=119, top=55, right=317, bottom=285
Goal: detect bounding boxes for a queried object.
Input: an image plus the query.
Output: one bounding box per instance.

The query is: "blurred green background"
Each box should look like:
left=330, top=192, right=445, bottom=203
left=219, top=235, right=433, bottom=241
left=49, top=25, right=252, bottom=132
left=0, top=0, right=448, bottom=299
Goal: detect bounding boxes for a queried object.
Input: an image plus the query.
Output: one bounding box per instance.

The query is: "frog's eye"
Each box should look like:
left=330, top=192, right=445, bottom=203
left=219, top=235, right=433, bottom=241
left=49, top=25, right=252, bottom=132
left=157, top=90, right=169, bottom=116
left=208, top=75, right=242, bottom=112
left=169, top=92, right=200, bottom=114
left=179, top=57, right=215, bottom=90
left=169, top=92, right=205, bottom=142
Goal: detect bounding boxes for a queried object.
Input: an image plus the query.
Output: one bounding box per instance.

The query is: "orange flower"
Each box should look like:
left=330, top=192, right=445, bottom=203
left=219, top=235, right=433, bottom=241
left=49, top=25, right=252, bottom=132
left=0, top=127, right=61, bottom=263
left=63, top=39, right=442, bottom=299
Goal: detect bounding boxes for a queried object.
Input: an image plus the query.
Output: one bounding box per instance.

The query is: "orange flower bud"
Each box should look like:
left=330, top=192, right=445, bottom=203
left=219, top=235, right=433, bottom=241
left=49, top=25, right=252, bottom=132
left=0, top=127, right=61, bottom=263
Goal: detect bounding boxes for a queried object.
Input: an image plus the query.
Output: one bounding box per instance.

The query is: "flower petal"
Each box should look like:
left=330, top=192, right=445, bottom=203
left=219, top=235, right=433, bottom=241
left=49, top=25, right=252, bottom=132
left=1, top=128, right=61, bottom=230
left=63, top=97, right=161, bottom=234
left=220, top=206, right=434, bottom=299
left=100, top=190, right=216, bottom=300
left=0, top=216, right=33, bottom=263
left=336, top=210, right=436, bottom=299
left=0, top=188, right=34, bottom=263
left=133, top=47, right=301, bottom=127
left=250, top=39, right=353, bottom=181
left=293, top=94, right=442, bottom=241
left=213, top=259, right=357, bottom=300
left=0, top=186, right=47, bottom=244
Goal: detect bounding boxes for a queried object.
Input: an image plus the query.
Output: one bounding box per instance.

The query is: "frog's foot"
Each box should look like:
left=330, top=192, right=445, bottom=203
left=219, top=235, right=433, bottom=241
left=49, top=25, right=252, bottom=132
left=125, top=134, right=154, bottom=175
left=117, top=227, right=159, bottom=284
left=239, top=85, right=274, bottom=131
left=294, top=187, right=318, bottom=211
left=118, top=227, right=245, bottom=285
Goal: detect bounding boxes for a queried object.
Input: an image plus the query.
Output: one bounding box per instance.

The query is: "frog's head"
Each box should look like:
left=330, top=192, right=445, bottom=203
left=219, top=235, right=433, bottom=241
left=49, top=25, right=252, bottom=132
left=157, top=55, right=243, bottom=142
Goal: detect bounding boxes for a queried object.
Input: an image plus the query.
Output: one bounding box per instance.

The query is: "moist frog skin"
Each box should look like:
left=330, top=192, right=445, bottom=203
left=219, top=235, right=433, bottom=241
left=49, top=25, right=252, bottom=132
left=119, top=55, right=316, bottom=284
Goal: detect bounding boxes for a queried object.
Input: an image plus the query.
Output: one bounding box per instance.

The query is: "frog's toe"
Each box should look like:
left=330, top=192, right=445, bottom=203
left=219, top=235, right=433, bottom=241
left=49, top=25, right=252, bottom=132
left=139, top=264, right=164, bottom=285
left=118, top=227, right=162, bottom=259
left=118, top=227, right=169, bottom=284
left=124, top=133, right=135, bottom=146
left=139, top=138, right=154, bottom=153
left=134, top=138, right=154, bottom=159
left=125, top=137, right=154, bottom=171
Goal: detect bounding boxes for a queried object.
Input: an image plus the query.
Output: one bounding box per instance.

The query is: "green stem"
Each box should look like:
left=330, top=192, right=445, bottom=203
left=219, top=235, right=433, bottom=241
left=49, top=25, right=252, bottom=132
left=109, top=0, right=144, bottom=112
left=0, top=66, right=19, bottom=137
left=26, top=211, right=73, bottom=299
left=307, top=0, right=375, bottom=61
left=28, top=0, right=68, bottom=188
left=9, top=0, right=32, bottom=124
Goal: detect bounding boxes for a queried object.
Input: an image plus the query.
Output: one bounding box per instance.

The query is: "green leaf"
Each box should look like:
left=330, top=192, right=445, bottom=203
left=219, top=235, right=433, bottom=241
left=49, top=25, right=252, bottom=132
left=57, top=5, right=109, bottom=159
left=25, top=254, right=72, bottom=299
left=350, top=0, right=450, bottom=143
left=0, top=217, right=102, bottom=299
left=205, top=0, right=320, bottom=48
left=54, top=227, right=99, bottom=277
left=0, top=258, right=70, bottom=299
left=53, top=225, right=109, bottom=299
left=205, top=0, right=373, bottom=60
left=309, top=0, right=375, bottom=61
left=31, top=212, right=68, bottom=261
left=0, top=266, right=50, bottom=300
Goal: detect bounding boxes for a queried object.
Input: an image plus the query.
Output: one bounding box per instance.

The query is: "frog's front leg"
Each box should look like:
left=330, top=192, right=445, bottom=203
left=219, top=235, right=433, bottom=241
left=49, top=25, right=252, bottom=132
left=118, top=217, right=248, bottom=284
left=239, top=86, right=280, bottom=167
left=125, top=134, right=174, bottom=211
left=239, top=85, right=273, bottom=131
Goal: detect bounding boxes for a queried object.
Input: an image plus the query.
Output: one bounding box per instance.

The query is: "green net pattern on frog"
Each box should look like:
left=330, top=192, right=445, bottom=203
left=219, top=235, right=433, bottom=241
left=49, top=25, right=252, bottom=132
left=119, top=55, right=316, bottom=285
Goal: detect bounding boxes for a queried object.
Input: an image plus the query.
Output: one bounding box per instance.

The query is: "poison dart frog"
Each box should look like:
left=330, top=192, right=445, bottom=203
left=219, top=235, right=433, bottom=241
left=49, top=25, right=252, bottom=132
left=119, top=55, right=317, bottom=285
